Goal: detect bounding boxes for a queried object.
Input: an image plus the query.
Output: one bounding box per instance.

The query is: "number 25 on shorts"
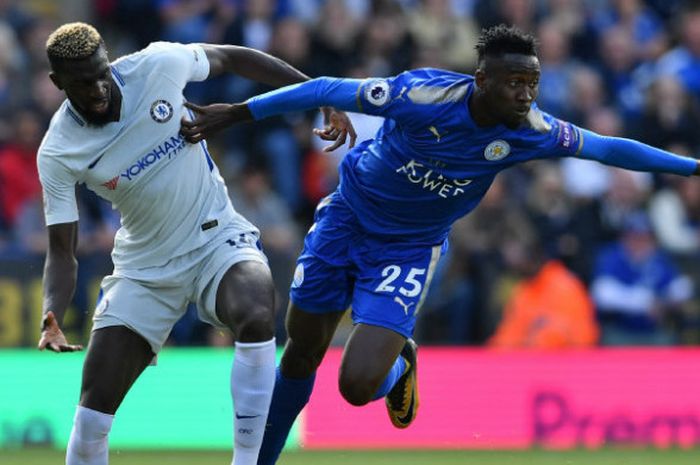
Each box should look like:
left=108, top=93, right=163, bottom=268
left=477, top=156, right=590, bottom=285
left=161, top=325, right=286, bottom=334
left=375, top=266, right=426, bottom=297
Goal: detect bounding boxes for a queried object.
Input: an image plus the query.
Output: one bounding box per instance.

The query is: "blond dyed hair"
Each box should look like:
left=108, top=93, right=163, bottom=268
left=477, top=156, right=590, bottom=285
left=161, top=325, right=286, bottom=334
left=46, top=22, right=103, bottom=62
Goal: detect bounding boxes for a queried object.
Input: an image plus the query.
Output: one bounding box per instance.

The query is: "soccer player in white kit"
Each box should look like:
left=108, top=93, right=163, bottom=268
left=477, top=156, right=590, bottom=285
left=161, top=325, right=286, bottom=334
left=35, top=23, right=354, bottom=465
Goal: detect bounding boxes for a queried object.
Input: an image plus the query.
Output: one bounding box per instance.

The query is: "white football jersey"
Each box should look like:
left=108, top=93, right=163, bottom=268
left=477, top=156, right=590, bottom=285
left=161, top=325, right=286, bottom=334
left=38, top=42, right=255, bottom=270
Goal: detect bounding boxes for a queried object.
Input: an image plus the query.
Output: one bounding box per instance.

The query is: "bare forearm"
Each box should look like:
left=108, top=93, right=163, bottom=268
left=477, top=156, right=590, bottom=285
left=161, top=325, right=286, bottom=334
left=203, top=44, right=310, bottom=87
left=42, top=253, right=77, bottom=326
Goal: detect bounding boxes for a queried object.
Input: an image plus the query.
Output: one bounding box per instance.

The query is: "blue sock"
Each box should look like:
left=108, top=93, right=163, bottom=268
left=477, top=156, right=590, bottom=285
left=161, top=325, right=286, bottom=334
left=257, top=367, right=315, bottom=465
left=372, top=355, right=407, bottom=401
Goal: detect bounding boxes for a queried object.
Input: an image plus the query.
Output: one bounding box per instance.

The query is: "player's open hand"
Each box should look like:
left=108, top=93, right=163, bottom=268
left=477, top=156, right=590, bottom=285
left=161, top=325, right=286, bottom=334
left=38, top=311, right=83, bottom=353
left=315, top=108, right=357, bottom=152
left=180, top=101, right=253, bottom=143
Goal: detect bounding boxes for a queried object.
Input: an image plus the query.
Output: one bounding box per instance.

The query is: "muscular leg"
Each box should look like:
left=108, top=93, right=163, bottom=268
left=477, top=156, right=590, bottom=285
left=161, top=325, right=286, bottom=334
left=67, top=326, right=154, bottom=465
left=215, top=260, right=275, bottom=342
left=280, top=303, right=346, bottom=378
left=339, top=323, right=406, bottom=406
left=215, top=261, right=276, bottom=465
left=80, top=326, right=155, bottom=412
left=257, top=303, right=345, bottom=465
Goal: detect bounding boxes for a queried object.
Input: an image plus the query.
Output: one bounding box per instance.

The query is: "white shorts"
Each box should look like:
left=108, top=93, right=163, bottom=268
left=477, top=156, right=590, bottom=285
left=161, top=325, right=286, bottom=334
left=92, top=221, right=268, bottom=353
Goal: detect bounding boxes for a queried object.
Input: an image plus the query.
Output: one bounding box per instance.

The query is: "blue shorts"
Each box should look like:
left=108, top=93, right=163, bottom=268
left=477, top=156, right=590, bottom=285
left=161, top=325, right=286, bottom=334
left=290, top=193, right=446, bottom=338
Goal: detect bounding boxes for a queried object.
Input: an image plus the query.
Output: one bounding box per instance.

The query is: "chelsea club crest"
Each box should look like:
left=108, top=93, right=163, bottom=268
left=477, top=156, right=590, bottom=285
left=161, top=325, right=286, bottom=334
left=150, top=99, right=173, bottom=123
left=484, top=139, right=511, bottom=161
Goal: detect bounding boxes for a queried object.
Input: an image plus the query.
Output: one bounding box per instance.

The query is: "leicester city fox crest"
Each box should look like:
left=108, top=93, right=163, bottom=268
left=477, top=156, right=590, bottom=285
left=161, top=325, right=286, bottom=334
left=484, top=139, right=511, bottom=161
left=292, top=263, right=304, bottom=288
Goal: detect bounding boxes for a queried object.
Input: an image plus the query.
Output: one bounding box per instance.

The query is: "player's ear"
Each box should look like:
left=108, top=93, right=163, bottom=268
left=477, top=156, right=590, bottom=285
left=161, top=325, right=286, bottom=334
left=474, top=68, right=486, bottom=90
left=49, top=71, right=63, bottom=91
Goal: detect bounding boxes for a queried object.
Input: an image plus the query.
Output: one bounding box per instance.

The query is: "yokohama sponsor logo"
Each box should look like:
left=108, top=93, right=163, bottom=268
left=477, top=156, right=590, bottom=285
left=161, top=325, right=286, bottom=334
left=101, top=176, right=120, bottom=190
left=99, top=134, right=187, bottom=190
left=120, top=135, right=186, bottom=181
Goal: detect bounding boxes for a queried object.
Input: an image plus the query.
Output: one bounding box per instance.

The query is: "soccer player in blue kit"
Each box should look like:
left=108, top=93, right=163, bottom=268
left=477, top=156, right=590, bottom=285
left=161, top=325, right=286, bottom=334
left=180, top=25, right=700, bottom=465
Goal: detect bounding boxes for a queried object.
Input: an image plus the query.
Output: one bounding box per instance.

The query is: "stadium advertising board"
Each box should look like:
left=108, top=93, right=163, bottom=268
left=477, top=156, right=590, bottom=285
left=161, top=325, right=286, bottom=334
left=304, top=348, right=700, bottom=449
left=0, top=349, right=299, bottom=450
left=2, top=348, right=700, bottom=450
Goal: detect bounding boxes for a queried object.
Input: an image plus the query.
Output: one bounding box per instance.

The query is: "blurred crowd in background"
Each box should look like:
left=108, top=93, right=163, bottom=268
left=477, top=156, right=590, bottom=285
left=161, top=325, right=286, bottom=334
left=4, top=0, right=700, bottom=348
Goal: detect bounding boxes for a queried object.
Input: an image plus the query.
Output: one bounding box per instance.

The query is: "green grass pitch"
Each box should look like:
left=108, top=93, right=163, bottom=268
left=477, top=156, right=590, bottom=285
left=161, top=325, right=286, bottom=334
left=3, top=448, right=700, bottom=465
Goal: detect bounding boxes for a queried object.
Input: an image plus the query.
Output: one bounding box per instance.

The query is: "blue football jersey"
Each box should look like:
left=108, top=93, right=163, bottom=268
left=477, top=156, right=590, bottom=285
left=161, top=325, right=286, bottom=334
left=336, top=68, right=583, bottom=243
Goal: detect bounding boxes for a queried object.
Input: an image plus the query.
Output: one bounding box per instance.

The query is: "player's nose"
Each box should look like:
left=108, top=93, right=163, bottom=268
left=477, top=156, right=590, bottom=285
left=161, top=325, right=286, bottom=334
left=88, top=81, right=108, bottom=99
left=516, top=89, right=533, bottom=103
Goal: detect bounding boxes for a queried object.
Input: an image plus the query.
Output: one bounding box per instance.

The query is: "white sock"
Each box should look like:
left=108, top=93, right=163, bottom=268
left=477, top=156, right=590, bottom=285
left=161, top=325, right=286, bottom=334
left=231, top=338, right=276, bottom=465
left=66, top=406, right=114, bottom=465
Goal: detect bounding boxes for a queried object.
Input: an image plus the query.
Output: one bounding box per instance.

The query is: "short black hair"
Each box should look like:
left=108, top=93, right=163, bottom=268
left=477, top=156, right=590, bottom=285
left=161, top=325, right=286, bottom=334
left=475, top=24, right=537, bottom=64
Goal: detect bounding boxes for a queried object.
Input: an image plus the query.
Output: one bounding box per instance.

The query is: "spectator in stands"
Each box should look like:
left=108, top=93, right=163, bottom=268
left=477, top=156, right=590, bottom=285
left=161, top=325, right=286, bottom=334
left=559, top=106, right=616, bottom=241
left=523, top=161, right=606, bottom=282
left=596, top=25, right=647, bottom=118
left=157, top=0, right=235, bottom=44
left=565, top=65, right=608, bottom=126
left=657, top=3, right=700, bottom=101
left=649, top=172, right=700, bottom=255
left=29, top=66, right=65, bottom=126
left=0, top=0, right=35, bottom=40
left=601, top=168, right=653, bottom=236
left=590, top=0, right=668, bottom=63
left=535, top=20, right=579, bottom=117
left=489, top=235, right=598, bottom=348
left=591, top=211, right=693, bottom=345
left=356, top=0, right=414, bottom=77
left=497, top=0, right=537, bottom=33
left=0, top=107, right=42, bottom=231
left=222, top=0, right=276, bottom=52
left=407, top=0, right=479, bottom=73
left=576, top=108, right=653, bottom=239
left=308, top=0, right=361, bottom=77
left=451, top=175, right=537, bottom=341
left=0, top=20, right=22, bottom=113
left=633, top=76, right=700, bottom=154
left=474, top=0, right=536, bottom=32
left=543, top=0, right=593, bottom=63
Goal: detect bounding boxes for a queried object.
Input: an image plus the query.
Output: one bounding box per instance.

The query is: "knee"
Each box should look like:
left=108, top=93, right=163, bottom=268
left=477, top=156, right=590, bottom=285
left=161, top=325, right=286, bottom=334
left=234, top=304, right=275, bottom=342
left=338, top=371, right=377, bottom=406
left=79, top=377, right=120, bottom=414
left=79, top=391, right=116, bottom=415
left=280, top=339, right=326, bottom=378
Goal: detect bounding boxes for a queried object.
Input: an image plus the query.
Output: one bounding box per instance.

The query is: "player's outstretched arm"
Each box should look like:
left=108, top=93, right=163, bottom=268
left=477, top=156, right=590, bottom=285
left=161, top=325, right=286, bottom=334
left=200, top=44, right=310, bottom=86
left=579, top=129, right=700, bottom=176
left=38, top=222, right=82, bottom=353
left=190, top=46, right=356, bottom=150
left=181, top=77, right=362, bottom=145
